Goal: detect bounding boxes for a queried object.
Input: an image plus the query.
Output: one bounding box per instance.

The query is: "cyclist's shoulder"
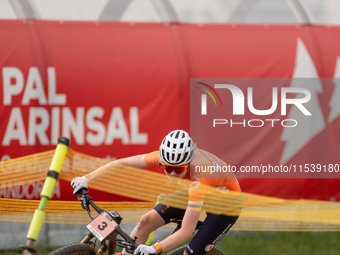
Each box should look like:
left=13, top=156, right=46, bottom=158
left=144, top=151, right=161, bottom=167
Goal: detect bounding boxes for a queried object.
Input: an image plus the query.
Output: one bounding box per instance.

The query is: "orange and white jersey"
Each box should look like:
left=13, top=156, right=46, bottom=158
left=144, top=149, right=241, bottom=209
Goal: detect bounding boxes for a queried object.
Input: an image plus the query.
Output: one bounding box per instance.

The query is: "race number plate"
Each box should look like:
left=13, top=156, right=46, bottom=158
left=86, top=211, right=119, bottom=241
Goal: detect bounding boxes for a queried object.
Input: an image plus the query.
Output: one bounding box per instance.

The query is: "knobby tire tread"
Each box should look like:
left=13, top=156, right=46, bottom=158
left=48, top=243, right=95, bottom=255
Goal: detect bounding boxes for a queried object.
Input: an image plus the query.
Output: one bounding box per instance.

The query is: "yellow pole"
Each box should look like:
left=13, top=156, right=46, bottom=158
left=19, top=137, right=70, bottom=254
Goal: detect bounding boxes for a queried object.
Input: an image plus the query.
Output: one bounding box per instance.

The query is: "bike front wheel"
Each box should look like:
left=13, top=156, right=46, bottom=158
left=167, top=245, right=225, bottom=255
left=48, top=243, right=95, bottom=255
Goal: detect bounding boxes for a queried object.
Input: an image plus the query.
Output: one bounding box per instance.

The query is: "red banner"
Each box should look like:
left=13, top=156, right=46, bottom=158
left=0, top=20, right=339, bottom=201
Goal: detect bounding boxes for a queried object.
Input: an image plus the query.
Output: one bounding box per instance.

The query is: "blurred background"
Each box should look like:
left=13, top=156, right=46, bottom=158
left=1, top=0, right=340, bottom=253
left=1, top=0, right=340, bottom=24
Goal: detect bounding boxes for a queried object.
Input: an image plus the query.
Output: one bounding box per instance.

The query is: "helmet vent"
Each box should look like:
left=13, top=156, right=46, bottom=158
left=189, top=150, right=194, bottom=161
left=161, top=150, right=168, bottom=164
left=175, top=131, right=180, bottom=139
left=180, top=142, right=184, bottom=149
left=177, top=152, right=188, bottom=165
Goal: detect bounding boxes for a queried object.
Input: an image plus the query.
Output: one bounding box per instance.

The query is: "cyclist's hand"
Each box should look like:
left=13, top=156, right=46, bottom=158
left=71, top=176, right=89, bottom=195
left=134, top=244, right=157, bottom=255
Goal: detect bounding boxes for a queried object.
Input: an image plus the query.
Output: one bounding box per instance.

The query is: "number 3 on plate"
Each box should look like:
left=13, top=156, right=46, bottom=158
left=98, top=221, right=108, bottom=231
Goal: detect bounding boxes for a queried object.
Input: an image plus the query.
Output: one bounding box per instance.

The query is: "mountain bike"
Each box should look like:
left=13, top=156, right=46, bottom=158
left=48, top=188, right=225, bottom=255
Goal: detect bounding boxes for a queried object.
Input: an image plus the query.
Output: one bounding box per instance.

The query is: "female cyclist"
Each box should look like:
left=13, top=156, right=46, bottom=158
left=71, top=130, right=242, bottom=255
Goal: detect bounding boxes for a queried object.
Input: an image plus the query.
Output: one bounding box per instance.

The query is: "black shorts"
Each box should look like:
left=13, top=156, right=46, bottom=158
left=154, top=190, right=241, bottom=255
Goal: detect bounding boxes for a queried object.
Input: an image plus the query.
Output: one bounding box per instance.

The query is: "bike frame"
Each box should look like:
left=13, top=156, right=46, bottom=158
left=77, top=188, right=140, bottom=255
left=80, top=227, right=127, bottom=255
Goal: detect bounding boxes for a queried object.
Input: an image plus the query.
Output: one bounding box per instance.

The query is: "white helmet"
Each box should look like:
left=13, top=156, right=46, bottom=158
left=160, top=130, right=195, bottom=166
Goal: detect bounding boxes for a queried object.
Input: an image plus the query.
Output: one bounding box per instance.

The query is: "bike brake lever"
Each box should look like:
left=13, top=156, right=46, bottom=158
left=77, top=194, right=91, bottom=212
left=124, top=236, right=139, bottom=254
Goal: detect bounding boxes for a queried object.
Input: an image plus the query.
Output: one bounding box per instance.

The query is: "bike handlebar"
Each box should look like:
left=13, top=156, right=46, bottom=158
left=76, top=188, right=139, bottom=253
left=78, top=187, right=88, bottom=196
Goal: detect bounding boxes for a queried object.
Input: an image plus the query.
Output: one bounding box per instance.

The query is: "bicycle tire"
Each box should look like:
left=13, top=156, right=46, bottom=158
left=48, top=243, right=95, bottom=255
left=167, top=245, right=225, bottom=255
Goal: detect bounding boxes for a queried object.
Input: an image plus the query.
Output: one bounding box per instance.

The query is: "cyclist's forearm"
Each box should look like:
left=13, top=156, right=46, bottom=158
left=84, top=155, right=147, bottom=183
left=158, top=208, right=200, bottom=251
left=158, top=229, right=192, bottom=251
left=84, top=161, right=118, bottom=183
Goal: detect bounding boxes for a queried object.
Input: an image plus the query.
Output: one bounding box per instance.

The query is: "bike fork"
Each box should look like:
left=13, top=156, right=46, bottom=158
left=80, top=231, right=117, bottom=255
left=81, top=232, right=95, bottom=244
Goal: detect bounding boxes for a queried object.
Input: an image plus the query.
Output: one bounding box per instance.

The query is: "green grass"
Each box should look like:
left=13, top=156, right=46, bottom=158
left=163, top=231, right=340, bottom=255
left=1, top=232, right=340, bottom=255
left=214, top=231, right=340, bottom=255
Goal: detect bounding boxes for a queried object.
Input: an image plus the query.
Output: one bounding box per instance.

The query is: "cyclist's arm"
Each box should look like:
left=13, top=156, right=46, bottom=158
left=85, top=155, right=147, bottom=183
left=158, top=208, right=201, bottom=251
left=156, top=179, right=211, bottom=251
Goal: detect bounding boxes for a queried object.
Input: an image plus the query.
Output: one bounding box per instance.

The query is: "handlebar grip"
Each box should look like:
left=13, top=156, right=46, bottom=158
left=133, top=242, right=139, bottom=250
left=77, top=187, right=88, bottom=196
